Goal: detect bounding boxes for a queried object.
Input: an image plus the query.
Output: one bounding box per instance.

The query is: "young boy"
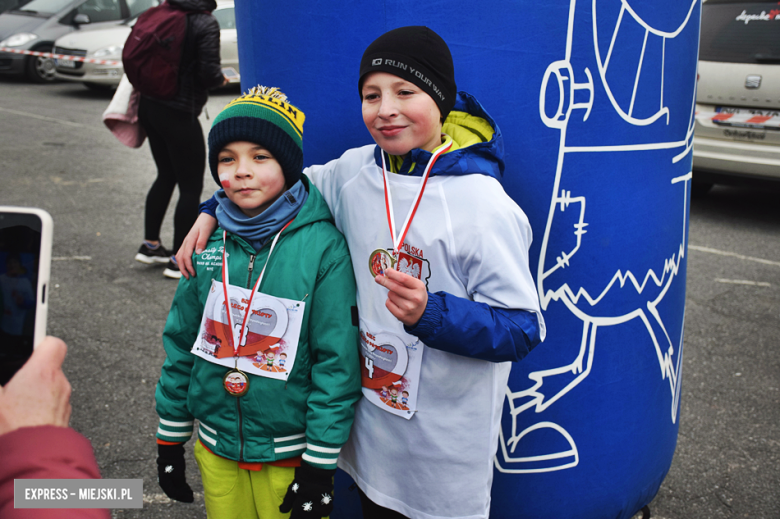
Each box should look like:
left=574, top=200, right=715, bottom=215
left=154, top=87, right=361, bottom=519
left=178, top=27, right=546, bottom=519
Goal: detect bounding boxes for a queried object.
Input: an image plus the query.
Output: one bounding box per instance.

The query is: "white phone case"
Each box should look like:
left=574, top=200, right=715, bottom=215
left=0, top=206, right=53, bottom=349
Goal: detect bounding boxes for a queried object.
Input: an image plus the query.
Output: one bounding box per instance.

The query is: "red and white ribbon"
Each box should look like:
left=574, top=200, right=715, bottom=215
left=221, top=220, right=293, bottom=356
left=0, top=46, right=120, bottom=65
left=380, top=139, right=452, bottom=265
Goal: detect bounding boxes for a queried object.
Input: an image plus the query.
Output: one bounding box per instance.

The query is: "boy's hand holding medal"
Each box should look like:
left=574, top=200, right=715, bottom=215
left=375, top=267, right=428, bottom=327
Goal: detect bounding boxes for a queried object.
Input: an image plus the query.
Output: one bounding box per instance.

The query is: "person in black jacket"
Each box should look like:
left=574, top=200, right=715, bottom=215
left=135, top=0, right=227, bottom=279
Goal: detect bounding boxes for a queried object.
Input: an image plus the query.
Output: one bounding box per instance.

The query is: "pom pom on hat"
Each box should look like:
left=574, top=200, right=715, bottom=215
left=208, top=86, right=305, bottom=188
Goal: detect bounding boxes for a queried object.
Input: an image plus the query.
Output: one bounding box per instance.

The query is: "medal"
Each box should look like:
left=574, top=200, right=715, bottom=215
left=223, top=367, right=249, bottom=397
left=369, top=248, right=396, bottom=277
left=218, top=220, right=293, bottom=396
left=374, top=140, right=452, bottom=277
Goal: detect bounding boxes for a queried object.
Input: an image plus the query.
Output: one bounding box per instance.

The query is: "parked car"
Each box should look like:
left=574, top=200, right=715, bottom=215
left=692, top=0, right=780, bottom=194
left=52, top=0, right=238, bottom=89
left=0, top=0, right=156, bottom=82
left=52, top=11, right=136, bottom=88
left=212, top=0, right=237, bottom=81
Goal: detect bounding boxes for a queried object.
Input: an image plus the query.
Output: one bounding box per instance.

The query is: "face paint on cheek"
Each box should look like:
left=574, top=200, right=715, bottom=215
left=219, top=172, right=231, bottom=189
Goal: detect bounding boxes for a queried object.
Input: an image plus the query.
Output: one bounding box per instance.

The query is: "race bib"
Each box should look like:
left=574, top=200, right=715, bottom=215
left=192, top=280, right=305, bottom=381
left=359, top=323, right=423, bottom=419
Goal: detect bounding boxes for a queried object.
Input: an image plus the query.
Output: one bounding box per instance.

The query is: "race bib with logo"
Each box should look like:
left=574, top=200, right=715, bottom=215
left=359, top=322, right=423, bottom=419
left=192, top=280, right=305, bottom=381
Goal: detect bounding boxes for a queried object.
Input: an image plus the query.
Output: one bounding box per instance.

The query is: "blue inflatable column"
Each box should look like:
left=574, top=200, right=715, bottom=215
left=235, top=2, right=700, bottom=518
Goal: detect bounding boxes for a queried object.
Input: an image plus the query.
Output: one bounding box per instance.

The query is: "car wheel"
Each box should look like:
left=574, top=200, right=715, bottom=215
left=26, top=46, right=57, bottom=83
left=691, top=180, right=713, bottom=198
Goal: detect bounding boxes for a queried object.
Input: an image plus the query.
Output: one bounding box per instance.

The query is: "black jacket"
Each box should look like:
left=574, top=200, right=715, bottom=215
left=146, top=0, right=224, bottom=114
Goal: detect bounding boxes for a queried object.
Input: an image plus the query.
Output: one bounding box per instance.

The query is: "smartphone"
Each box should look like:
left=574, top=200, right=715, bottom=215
left=222, top=67, right=240, bottom=83
left=0, top=207, right=53, bottom=386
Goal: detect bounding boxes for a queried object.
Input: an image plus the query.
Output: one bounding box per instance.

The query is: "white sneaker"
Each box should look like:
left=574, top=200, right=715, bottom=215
left=163, top=258, right=182, bottom=279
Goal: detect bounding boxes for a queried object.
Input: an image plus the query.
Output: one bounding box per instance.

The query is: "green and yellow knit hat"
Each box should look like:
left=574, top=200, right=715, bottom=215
left=208, top=86, right=306, bottom=188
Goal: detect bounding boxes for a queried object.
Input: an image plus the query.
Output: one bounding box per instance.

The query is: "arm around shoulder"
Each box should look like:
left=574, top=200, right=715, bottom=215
left=177, top=209, right=218, bottom=278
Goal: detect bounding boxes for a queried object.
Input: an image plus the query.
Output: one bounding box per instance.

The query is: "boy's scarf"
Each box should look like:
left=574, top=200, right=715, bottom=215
left=215, top=180, right=307, bottom=251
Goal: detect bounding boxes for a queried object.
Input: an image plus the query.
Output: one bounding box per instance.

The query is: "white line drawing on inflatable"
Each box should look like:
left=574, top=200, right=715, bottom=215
left=496, top=0, right=698, bottom=474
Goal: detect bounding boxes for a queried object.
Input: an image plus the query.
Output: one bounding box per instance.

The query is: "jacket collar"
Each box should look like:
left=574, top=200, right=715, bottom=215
left=373, top=91, right=504, bottom=180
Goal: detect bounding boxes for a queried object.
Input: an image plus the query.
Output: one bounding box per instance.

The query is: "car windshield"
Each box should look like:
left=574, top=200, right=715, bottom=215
left=13, top=0, right=73, bottom=15
left=213, top=6, right=234, bottom=29
left=700, top=1, right=780, bottom=63
left=127, top=0, right=158, bottom=18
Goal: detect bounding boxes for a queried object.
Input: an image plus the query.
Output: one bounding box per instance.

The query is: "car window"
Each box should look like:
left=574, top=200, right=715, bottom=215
left=75, top=0, right=121, bottom=23
left=126, top=0, right=156, bottom=18
left=13, top=0, right=73, bottom=15
left=213, top=6, right=234, bottom=29
left=700, top=1, right=780, bottom=63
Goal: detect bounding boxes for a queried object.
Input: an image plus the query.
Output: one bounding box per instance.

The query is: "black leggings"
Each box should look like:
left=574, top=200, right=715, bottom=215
left=138, top=98, right=205, bottom=253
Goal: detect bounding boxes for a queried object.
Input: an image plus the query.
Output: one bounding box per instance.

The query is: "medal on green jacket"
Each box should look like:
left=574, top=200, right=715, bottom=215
left=218, top=220, right=293, bottom=397
left=223, top=363, right=250, bottom=397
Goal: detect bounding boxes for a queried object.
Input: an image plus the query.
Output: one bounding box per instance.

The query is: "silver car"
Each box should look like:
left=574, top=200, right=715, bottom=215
left=692, top=0, right=780, bottom=194
left=0, top=0, right=155, bottom=82
left=52, top=0, right=238, bottom=89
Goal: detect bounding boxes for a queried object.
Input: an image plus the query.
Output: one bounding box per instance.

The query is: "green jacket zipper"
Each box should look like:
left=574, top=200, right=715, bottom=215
left=238, top=254, right=256, bottom=462
left=237, top=398, right=244, bottom=462
left=246, top=254, right=256, bottom=289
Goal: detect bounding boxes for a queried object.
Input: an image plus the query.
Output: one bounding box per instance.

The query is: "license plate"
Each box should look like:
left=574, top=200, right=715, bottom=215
left=716, top=107, right=780, bottom=117
left=55, top=58, right=75, bottom=68
left=712, top=106, right=780, bottom=130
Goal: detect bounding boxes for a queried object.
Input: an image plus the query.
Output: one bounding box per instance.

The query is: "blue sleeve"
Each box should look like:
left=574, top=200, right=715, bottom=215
left=404, top=291, right=542, bottom=363
left=199, top=196, right=218, bottom=217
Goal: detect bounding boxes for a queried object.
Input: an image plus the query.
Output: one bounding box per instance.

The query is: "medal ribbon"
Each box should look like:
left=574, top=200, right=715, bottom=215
left=221, top=220, right=294, bottom=357
left=380, top=140, right=452, bottom=266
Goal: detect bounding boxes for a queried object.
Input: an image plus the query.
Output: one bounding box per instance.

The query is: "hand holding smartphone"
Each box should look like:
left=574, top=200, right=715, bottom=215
left=0, top=207, right=53, bottom=386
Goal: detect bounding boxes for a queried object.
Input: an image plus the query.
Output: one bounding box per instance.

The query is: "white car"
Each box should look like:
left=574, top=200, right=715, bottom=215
left=52, top=0, right=238, bottom=89
left=692, top=0, right=780, bottom=194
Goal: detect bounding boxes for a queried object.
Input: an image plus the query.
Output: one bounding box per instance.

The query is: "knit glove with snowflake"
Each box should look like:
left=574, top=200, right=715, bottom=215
left=279, top=461, right=336, bottom=518
left=156, top=443, right=194, bottom=503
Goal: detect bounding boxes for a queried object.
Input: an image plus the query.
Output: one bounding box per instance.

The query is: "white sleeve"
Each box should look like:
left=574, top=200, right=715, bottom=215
left=304, top=145, right=375, bottom=233
left=454, top=178, right=546, bottom=340
left=304, top=158, right=342, bottom=215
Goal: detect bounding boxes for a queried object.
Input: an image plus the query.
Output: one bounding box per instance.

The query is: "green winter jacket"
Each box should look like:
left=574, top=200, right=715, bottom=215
left=155, top=178, right=361, bottom=470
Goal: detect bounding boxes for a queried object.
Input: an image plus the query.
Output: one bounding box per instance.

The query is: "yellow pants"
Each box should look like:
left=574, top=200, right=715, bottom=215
left=194, top=440, right=297, bottom=519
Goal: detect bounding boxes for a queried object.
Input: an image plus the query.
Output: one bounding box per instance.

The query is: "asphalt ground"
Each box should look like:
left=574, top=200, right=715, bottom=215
left=0, top=78, right=778, bottom=519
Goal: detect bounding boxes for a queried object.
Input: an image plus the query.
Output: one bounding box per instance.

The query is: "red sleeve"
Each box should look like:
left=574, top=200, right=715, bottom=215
left=0, top=426, right=109, bottom=519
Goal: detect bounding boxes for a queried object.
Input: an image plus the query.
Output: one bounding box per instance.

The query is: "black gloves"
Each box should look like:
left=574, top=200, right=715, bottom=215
left=279, top=461, right=337, bottom=518
left=156, top=443, right=194, bottom=503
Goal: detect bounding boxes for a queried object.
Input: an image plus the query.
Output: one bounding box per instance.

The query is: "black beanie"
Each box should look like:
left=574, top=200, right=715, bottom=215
left=359, top=26, right=457, bottom=119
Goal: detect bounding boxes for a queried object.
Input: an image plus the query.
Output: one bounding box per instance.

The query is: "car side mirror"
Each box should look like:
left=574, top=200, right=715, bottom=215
left=73, top=13, right=91, bottom=25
